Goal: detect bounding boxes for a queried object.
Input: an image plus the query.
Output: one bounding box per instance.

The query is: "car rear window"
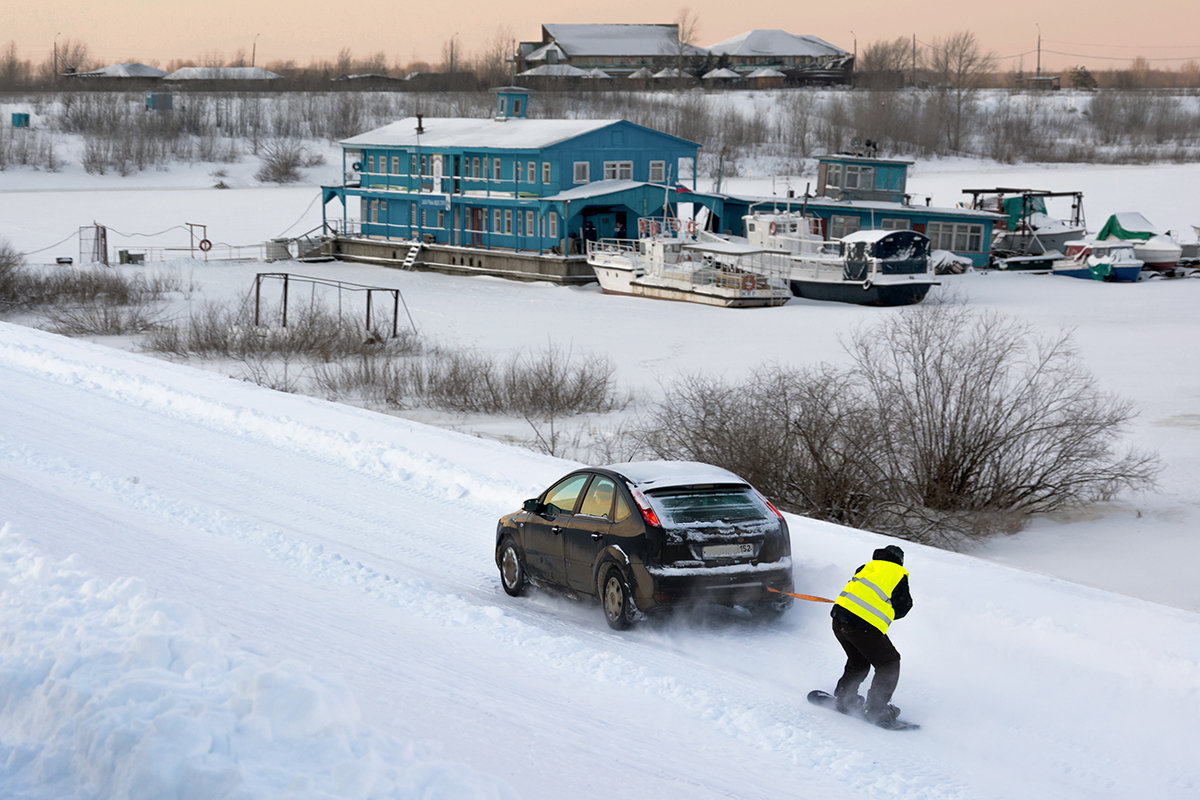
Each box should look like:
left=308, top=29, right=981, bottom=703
left=648, top=487, right=770, bottom=525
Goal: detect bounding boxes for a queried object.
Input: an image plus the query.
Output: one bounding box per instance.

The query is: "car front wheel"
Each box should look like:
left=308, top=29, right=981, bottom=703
left=601, top=567, right=632, bottom=630
left=499, top=538, right=527, bottom=597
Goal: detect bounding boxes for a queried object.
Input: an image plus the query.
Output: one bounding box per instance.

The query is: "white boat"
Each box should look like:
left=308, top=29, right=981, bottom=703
left=743, top=211, right=938, bottom=306
left=1052, top=240, right=1144, bottom=282
left=586, top=222, right=791, bottom=308
left=1096, top=212, right=1183, bottom=270
left=962, top=188, right=1088, bottom=261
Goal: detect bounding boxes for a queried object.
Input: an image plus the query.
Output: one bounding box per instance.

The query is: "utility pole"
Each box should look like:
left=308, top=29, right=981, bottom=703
left=1035, top=24, right=1042, bottom=77
left=252, top=33, right=260, bottom=68
left=911, top=34, right=917, bottom=87
left=53, top=32, right=60, bottom=84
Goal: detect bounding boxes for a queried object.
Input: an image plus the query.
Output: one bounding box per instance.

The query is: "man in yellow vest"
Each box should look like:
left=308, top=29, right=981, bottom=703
left=830, top=544, right=912, bottom=725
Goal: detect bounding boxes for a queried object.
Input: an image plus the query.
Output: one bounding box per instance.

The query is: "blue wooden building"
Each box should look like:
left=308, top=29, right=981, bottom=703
left=686, top=151, right=1002, bottom=266
left=321, top=88, right=699, bottom=280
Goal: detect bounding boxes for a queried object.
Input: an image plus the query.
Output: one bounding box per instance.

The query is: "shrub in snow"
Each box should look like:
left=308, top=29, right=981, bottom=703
left=641, top=302, right=1159, bottom=546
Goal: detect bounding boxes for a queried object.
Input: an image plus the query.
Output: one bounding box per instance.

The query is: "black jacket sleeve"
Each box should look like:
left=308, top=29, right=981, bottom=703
left=891, top=575, right=913, bottom=620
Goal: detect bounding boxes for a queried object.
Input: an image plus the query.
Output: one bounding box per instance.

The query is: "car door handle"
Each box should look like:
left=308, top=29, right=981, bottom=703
left=551, top=526, right=562, bottom=535
left=591, top=532, right=602, bottom=541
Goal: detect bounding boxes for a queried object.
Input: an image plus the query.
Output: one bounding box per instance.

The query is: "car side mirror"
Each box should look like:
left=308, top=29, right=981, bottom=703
left=523, top=498, right=541, bottom=513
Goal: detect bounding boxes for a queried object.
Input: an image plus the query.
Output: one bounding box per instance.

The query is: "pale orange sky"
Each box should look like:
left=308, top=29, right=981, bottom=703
left=10, top=0, right=1200, bottom=72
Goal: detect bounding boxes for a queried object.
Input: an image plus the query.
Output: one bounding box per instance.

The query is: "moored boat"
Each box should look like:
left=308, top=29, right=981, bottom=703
left=1096, top=212, right=1183, bottom=270
left=743, top=211, right=937, bottom=306
left=1051, top=240, right=1143, bottom=282
left=586, top=221, right=791, bottom=308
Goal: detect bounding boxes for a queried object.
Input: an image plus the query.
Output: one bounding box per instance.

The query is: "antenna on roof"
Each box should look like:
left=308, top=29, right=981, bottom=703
left=416, top=114, right=424, bottom=134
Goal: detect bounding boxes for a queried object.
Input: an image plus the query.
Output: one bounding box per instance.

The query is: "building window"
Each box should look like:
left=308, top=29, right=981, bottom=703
left=369, top=199, right=378, bottom=223
left=829, top=215, right=861, bottom=240
left=391, top=156, right=399, bottom=174
left=845, top=164, right=875, bottom=190
left=366, top=155, right=375, bottom=173
left=649, top=160, right=665, bottom=183
left=410, top=202, right=417, bottom=228
left=493, top=208, right=502, bottom=233
left=512, top=97, right=522, bottom=116
left=542, top=162, right=551, bottom=183
left=881, top=218, right=911, bottom=230
left=504, top=209, right=513, bottom=234
left=603, top=161, right=633, bottom=180
left=493, top=158, right=502, bottom=180
left=825, top=163, right=842, bottom=188
left=927, top=221, right=984, bottom=252
left=514, top=161, right=521, bottom=182
left=573, top=162, right=589, bottom=183
left=472, top=157, right=480, bottom=178
left=525, top=210, right=534, bottom=236
left=549, top=211, right=558, bottom=239
left=527, top=161, right=536, bottom=183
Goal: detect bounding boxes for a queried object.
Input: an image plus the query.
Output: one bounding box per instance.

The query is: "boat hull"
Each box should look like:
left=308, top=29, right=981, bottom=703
left=789, top=278, right=935, bottom=306
left=1051, top=265, right=1143, bottom=282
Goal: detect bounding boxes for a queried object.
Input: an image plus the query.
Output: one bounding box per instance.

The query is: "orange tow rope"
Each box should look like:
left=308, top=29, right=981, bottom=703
left=769, top=587, right=834, bottom=603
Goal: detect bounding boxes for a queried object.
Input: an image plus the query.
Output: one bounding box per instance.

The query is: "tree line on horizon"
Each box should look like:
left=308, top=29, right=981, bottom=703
left=3, top=30, right=1199, bottom=91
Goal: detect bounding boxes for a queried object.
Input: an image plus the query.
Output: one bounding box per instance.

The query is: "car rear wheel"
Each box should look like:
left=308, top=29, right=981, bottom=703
left=499, top=538, right=527, bottom=597
left=601, top=567, right=632, bottom=630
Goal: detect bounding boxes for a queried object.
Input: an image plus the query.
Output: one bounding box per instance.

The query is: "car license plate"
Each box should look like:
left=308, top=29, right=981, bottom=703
left=703, top=543, right=754, bottom=558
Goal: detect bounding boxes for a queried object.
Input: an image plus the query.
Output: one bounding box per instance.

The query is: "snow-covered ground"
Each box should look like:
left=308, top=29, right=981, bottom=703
left=2, top=132, right=1200, bottom=798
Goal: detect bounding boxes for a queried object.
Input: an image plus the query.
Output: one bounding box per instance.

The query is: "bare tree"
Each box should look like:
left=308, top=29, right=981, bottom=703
left=0, top=41, right=32, bottom=89
left=857, top=36, right=913, bottom=88
left=473, top=26, right=515, bottom=86
left=641, top=303, right=1159, bottom=547
left=672, top=7, right=701, bottom=79
left=441, top=35, right=460, bottom=74
left=927, top=30, right=996, bottom=151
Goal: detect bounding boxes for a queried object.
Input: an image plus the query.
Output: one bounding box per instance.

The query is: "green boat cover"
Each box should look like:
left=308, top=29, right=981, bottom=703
left=1097, top=212, right=1156, bottom=241
left=1001, top=195, right=1047, bottom=231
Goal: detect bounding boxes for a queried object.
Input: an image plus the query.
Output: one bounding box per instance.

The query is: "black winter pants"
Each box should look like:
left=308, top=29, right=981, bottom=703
left=832, top=616, right=901, bottom=711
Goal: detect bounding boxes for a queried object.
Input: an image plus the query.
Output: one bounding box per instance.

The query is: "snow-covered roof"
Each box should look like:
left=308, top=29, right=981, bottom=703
left=604, top=461, right=749, bottom=490
left=517, top=64, right=590, bottom=77
left=340, top=117, right=622, bottom=150
left=627, top=67, right=654, bottom=79
left=70, top=62, right=167, bottom=78
left=1106, top=212, right=1160, bottom=234
left=584, top=68, right=612, bottom=79
left=164, top=67, right=282, bottom=81
left=746, top=67, right=787, bottom=78
left=652, top=67, right=688, bottom=79
left=541, top=180, right=654, bottom=202
left=702, top=68, right=741, bottom=79
left=540, top=23, right=705, bottom=57
left=707, top=29, right=848, bottom=58
left=524, top=43, right=567, bottom=63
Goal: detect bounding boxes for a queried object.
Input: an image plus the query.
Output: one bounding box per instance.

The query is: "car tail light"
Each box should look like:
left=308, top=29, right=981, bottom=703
left=756, top=490, right=784, bottom=522
left=630, top=488, right=661, bottom=528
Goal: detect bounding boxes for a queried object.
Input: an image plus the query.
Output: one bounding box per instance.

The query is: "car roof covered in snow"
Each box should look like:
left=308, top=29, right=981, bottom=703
left=602, top=461, right=750, bottom=490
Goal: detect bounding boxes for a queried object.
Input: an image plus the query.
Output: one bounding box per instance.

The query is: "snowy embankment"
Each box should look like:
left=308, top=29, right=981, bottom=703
left=3, top=321, right=1200, bottom=799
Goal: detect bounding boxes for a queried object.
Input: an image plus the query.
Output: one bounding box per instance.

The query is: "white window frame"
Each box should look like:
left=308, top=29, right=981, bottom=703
left=504, top=209, right=513, bottom=234
left=549, top=211, right=558, bottom=239
left=603, top=160, right=633, bottom=181
left=391, top=156, right=400, bottom=174
left=525, top=210, right=534, bottom=236
left=493, top=208, right=502, bottom=232
left=881, top=218, right=911, bottom=230
left=845, top=164, right=875, bottom=190
left=927, top=221, right=984, bottom=252
left=493, top=158, right=502, bottom=180
left=542, top=162, right=551, bottom=184
left=573, top=161, right=589, bottom=183
left=825, top=163, right=842, bottom=189
left=648, top=160, right=665, bottom=183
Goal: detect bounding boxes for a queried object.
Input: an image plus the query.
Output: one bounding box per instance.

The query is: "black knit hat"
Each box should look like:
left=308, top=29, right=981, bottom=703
left=875, top=544, right=905, bottom=565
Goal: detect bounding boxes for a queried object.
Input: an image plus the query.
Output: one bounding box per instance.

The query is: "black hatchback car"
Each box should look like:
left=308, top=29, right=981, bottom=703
left=495, top=461, right=794, bottom=629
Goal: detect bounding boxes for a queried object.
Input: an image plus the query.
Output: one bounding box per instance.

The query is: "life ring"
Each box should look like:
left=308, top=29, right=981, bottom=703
left=650, top=220, right=659, bottom=236
left=769, top=221, right=778, bottom=236
left=687, top=219, right=697, bottom=234
left=638, top=218, right=648, bottom=236
left=741, top=274, right=756, bottom=291
left=672, top=218, right=681, bottom=232
left=198, top=238, right=213, bottom=252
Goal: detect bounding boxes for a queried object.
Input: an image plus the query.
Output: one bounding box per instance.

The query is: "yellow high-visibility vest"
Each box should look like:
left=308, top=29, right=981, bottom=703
left=835, top=560, right=908, bottom=633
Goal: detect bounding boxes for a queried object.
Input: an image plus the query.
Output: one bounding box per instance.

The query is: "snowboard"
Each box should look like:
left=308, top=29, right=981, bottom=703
left=807, top=690, right=920, bottom=730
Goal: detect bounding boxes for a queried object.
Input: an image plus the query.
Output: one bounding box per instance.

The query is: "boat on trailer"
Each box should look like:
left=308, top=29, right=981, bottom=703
left=743, top=211, right=937, bottom=306
left=586, top=220, right=792, bottom=308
